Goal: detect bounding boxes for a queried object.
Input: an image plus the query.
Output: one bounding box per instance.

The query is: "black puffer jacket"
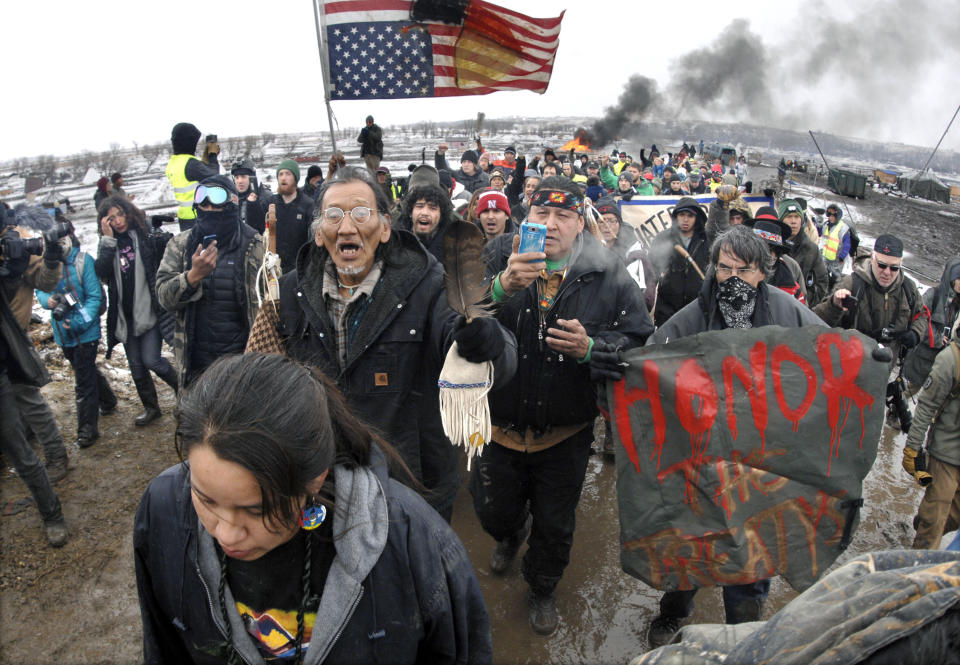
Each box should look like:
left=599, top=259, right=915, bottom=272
left=278, top=230, right=517, bottom=507
left=484, top=231, right=652, bottom=433
left=649, top=219, right=710, bottom=327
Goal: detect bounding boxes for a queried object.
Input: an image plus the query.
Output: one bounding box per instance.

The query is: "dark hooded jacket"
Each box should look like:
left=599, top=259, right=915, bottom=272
left=903, top=257, right=960, bottom=385
left=649, top=270, right=826, bottom=344
left=786, top=229, right=829, bottom=307
left=434, top=152, right=490, bottom=194
left=277, top=230, right=516, bottom=508
left=483, top=230, right=652, bottom=433
left=649, top=199, right=710, bottom=327
left=134, top=452, right=493, bottom=665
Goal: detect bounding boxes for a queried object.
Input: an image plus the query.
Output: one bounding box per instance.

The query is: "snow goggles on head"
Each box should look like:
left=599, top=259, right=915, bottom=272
left=194, top=185, right=230, bottom=207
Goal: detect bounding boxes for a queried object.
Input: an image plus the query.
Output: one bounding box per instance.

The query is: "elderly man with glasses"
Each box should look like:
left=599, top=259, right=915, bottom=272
left=815, top=233, right=930, bottom=429
left=645, top=225, right=826, bottom=647
left=275, top=166, right=517, bottom=522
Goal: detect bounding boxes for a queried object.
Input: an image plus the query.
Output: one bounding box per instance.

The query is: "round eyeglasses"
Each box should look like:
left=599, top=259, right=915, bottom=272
left=318, top=206, right=377, bottom=227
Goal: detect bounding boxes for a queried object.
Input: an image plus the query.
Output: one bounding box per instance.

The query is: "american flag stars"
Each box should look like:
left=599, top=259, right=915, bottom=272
left=328, top=22, right=433, bottom=99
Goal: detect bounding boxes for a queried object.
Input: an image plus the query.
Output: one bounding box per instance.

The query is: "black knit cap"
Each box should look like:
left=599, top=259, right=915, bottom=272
left=171, top=122, right=201, bottom=154
left=595, top=196, right=621, bottom=221
left=873, top=234, right=903, bottom=258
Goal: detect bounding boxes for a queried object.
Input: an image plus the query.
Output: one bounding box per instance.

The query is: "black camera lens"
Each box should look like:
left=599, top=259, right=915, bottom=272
left=51, top=301, right=70, bottom=321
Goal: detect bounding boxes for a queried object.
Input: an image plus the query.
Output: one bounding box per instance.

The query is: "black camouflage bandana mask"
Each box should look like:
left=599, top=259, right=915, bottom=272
left=717, top=276, right=758, bottom=329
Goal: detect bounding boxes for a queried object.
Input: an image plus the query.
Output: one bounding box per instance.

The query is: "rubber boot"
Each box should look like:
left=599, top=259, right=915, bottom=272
left=133, top=377, right=162, bottom=427
left=156, top=365, right=179, bottom=396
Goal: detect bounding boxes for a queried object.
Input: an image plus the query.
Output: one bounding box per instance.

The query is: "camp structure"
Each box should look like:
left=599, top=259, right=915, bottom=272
left=873, top=169, right=899, bottom=185
left=897, top=171, right=951, bottom=204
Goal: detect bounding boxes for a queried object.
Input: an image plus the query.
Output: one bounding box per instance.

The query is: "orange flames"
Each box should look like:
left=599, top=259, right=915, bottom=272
left=560, top=127, right=593, bottom=152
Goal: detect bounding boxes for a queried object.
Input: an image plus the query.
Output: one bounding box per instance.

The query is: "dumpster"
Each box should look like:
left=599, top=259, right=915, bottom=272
left=829, top=169, right=867, bottom=199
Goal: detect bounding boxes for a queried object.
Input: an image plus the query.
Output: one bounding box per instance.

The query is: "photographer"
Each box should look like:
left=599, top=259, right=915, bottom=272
left=815, top=234, right=930, bottom=429
left=0, top=211, right=69, bottom=546
left=36, top=226, right=118, bottom=448
left=96, top=197, right=178, bottom=427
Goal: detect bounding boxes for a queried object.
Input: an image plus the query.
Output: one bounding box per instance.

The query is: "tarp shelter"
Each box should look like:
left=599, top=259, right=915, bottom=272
left=898, top=171, right=951, bottom=204
left=873, top=169, right=898, bottom=185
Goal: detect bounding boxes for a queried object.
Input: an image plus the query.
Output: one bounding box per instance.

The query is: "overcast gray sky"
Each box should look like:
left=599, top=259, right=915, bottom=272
left=3, top=0, right=957, bottom=161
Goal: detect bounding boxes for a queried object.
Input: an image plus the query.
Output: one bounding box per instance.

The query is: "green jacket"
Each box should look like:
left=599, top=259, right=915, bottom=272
left=155, top=226, right=264, bottom=387
left=599, top=165, right=618, bottom=190
left=906, top=342, right=960, bottom=465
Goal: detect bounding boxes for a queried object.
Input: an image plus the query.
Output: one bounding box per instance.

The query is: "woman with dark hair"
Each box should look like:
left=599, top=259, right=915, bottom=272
left=134, top=353, right=492, bottom=665
left=95, top=196, right=178, bottom=426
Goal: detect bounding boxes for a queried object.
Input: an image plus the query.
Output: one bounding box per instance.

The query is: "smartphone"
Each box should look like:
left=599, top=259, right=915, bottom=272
left=841, top=294, right=858, bottom=309
left=518, top=222, right=546, bottom=255
left=205, top=134, right=218, bottom=143
left=202, top=234, right=217, bottom=250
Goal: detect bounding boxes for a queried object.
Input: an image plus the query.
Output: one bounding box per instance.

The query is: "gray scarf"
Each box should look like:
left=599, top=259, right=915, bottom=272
left=114, top=230, right=157, bottom=343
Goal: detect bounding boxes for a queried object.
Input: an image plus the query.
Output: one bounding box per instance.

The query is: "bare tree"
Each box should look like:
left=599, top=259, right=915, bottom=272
left=224, top=137, right=241, bottom=162
left=243, top=135, right=258, bottom=158
left=261, top=132, right=275, bottom=146
left=141, top=144, right=164, bottom=172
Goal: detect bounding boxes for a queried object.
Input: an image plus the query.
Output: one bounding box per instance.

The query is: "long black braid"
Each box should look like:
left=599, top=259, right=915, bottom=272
left=293, top=528, right=315, bottom=665
left=216, top=544, right=242, bottom=665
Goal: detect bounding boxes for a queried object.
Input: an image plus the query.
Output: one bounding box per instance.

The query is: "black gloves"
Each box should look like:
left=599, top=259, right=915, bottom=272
left=590, top=339, right=626, bottom=383
left=453, top=316, right=504, bottom=363
left=895, top=329, right=920, bottom=349
left=42, top=234, right=63, bottom=266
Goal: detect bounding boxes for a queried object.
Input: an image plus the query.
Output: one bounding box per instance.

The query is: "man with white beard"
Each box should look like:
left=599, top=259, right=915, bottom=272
left=260, top=159, right=314, bottom=274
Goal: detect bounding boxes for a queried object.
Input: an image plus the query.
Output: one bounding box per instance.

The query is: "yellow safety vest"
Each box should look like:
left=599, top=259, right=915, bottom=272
left=613, top=161, right=625, bottom=175
left=572, top=173, right=587, bottom=184
left=165, top=154, right=198, bottom=221
left=819, top=220, right=848, bottom=261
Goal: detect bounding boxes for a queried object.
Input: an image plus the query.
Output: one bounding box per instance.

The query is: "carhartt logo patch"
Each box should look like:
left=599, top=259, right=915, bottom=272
left=375, top=373, right=389, bottom=386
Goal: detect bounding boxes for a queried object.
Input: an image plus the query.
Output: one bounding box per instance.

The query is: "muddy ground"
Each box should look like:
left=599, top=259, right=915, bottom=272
left=2, top=169, right=957, bottom=664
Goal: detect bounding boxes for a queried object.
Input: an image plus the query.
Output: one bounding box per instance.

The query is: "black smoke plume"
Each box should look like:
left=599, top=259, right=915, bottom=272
left=591, top=74, right=659, bottom=146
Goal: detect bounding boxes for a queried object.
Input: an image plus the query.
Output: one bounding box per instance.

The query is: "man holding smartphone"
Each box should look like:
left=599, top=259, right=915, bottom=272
left=156, top=175, right=264, bottom=387
left=477, top=176, right=653, bottom=635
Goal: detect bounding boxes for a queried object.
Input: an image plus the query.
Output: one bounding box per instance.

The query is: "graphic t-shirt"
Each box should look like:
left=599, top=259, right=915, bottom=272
left=116, top=231, right=137, bottom=324
left=227, top=518, right=335, bottom=661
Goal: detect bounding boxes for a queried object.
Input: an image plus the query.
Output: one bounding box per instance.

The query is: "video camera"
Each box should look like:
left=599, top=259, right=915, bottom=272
left=0, top=208, right=71, bottom=278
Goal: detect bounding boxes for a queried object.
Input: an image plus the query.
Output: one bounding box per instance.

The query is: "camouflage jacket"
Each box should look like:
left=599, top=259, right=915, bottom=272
left=634, top=550, right=960, bottom=665
left=906, top=341, right=960, bottom=465
left=155, top=225, right=264, bottom=387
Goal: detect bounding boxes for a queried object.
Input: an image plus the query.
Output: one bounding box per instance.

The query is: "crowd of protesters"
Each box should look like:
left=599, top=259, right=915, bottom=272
left=3, top=120, right=959, bottom=665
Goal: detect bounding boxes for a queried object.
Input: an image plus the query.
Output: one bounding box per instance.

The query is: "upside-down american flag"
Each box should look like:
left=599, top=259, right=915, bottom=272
left=321, top=0, right=564, bottom=99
